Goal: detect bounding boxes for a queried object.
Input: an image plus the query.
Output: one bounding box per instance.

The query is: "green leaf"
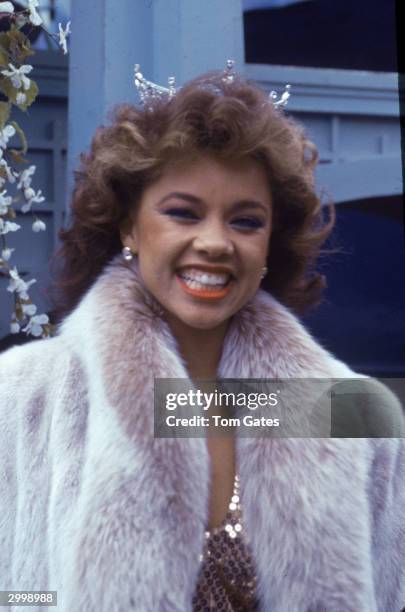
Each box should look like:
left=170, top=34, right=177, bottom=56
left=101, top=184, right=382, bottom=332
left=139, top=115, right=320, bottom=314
left=0, top=33, right=11, bottom=53
left=0, top=76, right=38, bottom=110
left=0, top=100, right=11, bottom=127
left=10, top=120, right=28, bottom=154
left=16, top=39, right=35, bottom=62
left=7, top=27, right=28, bottom=44
left=0, top=45, right=9, bottom=68
left=7, top=206, right=16, bottom=220
left=9, top=148, right=28, bottom=164
left=0, top=28, right=34, bottom=66
left=15, top=300, right=23, bottom=320
left=7, top=26, right=34, bottom=62
left=43, top=323, right=56, bottom=338
left=0, top=74, right=17, bottom=100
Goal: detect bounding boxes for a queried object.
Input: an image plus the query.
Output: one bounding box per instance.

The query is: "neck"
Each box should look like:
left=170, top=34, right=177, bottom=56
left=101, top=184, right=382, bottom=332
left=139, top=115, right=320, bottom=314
left=164, top=316, right=230, bottom=380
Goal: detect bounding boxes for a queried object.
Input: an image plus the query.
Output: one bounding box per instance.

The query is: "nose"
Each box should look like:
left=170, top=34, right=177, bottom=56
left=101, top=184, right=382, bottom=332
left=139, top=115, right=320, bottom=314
left=193, top=221, right=234, bottom=258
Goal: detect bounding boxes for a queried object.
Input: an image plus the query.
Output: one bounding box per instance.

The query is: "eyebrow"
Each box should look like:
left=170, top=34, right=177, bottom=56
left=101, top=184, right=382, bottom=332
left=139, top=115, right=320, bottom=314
left=157, top=192, right=269, bottom=214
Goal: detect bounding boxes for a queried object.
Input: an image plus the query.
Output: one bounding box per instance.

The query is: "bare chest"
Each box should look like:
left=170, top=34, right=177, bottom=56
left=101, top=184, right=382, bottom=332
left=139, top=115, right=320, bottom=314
left=206, top=435, right=236, bottom=529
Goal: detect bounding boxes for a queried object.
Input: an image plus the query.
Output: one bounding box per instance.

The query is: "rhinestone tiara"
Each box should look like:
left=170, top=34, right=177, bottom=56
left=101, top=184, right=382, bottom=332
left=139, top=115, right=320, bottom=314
left=134, top=60, right=291, bottom=109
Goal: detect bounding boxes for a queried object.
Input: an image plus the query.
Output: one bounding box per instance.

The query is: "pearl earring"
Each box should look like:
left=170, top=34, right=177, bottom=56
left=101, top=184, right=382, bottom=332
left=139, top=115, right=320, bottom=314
left=260, top=266, right=268, bottom=280
left=122, top=246, right=135, bottom=261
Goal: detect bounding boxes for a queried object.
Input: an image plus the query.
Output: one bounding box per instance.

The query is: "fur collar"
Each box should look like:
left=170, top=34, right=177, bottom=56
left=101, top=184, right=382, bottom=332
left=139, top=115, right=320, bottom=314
left=63, top=255, right=355, bottom=439
left=57, top=257, right=377, bottom=611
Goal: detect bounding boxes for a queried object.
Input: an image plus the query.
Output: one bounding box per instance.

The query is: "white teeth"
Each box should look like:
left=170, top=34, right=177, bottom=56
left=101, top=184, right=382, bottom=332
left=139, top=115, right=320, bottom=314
left=178, top=269, right=230, bottom=286
left=182, top=277, right=226, bottom=291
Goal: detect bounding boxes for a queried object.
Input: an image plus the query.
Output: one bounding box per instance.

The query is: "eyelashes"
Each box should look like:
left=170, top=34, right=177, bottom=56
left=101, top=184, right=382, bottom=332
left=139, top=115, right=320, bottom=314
left=164, top=207, right=198, bottom=220
left=234, top=217, right=264, bottom=229
left=163, top=208, right=265, bottom=229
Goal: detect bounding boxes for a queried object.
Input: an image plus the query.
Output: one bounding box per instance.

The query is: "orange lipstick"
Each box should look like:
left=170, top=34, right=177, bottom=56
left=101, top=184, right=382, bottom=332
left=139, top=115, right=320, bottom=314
left=176, top=275, right=233, bottom=300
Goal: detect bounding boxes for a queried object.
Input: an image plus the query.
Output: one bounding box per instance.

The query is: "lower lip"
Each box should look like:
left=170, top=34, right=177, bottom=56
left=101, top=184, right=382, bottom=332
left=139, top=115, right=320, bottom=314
left=176, top=275, right=233, bottom=300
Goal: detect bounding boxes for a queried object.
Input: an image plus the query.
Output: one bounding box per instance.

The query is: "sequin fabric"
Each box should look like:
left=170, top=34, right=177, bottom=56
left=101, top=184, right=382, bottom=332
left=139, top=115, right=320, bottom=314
left=192, top=474, right=259, bottom=611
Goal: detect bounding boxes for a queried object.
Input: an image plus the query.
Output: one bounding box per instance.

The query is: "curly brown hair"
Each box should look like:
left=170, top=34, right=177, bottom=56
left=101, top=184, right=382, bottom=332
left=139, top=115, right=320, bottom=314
left=51, top=70, right=335, bottom=319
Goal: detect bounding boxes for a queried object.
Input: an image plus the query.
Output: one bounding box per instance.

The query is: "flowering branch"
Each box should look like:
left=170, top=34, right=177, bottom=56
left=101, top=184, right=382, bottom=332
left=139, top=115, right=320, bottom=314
left=0, top=2, right=71, bottom=338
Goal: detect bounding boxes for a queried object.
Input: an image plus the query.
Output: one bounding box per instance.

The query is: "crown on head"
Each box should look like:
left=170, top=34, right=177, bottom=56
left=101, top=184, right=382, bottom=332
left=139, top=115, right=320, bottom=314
left=134, top=60, right=291, bottom=109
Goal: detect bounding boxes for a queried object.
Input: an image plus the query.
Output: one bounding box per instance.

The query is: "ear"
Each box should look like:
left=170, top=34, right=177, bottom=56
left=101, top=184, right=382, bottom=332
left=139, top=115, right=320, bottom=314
left=119, top=212, right=138, bottom=250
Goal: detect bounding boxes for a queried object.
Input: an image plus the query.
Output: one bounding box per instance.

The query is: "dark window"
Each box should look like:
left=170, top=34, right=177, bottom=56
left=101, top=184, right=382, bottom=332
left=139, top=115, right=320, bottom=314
left=244, top=0, right=398, bottom=72
left=303, top=196, right=405, bottom=377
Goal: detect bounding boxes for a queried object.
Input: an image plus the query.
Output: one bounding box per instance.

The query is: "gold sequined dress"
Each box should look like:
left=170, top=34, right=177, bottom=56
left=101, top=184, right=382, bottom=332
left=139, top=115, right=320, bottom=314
left=192, top=475, right=259, bottom=611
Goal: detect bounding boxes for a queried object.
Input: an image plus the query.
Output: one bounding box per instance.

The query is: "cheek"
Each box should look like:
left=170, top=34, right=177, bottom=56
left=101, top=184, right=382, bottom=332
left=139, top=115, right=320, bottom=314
left=140, top=215, right=185, bottom=247
left=139, top=228, right=186, bottom=278
left=242, top=241, right=269, bottom=269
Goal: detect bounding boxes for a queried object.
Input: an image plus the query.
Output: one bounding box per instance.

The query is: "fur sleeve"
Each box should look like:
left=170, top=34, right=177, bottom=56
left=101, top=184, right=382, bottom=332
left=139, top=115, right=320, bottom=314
left=368, top=438, right=405, bottom=611
left=331, top=378, right=405, bottom=437
left=0, top=345, right=22, bottom=586
left=0, top=337, right=76, bottom=594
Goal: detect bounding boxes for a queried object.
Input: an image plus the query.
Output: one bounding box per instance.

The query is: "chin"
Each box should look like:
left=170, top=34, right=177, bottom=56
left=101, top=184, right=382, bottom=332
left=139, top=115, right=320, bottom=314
left=182, top=315, right=229, bottom=332
left=167, top=308, right=230, bottom=333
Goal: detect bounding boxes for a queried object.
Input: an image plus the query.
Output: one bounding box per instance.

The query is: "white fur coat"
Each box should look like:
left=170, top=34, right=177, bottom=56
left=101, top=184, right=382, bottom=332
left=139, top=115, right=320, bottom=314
left=0, top=257, right=404, bottom=612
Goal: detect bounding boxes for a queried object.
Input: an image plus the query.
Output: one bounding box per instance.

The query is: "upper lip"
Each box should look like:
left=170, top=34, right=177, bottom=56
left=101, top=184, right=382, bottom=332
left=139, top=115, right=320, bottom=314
left=177, top=264, right=235, bottom=278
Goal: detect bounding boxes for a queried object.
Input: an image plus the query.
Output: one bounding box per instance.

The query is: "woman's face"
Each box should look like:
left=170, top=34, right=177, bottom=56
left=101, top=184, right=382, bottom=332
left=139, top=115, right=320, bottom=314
left=121, top=155, right=272, bottom=333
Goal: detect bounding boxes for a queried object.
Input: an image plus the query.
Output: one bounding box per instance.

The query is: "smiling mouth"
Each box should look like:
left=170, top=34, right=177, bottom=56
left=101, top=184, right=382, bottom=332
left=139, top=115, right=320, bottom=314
left=176, top=270, right=233, bottom=300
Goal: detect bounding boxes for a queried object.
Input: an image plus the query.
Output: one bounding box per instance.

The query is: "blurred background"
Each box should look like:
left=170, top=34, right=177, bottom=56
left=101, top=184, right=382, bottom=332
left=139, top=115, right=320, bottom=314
left=0, top=0, right=403, bottom=377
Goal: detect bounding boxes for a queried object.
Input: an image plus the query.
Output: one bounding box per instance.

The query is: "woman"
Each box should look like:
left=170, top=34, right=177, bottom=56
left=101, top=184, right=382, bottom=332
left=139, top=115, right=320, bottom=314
left=0, top=69, right=404, bottom=612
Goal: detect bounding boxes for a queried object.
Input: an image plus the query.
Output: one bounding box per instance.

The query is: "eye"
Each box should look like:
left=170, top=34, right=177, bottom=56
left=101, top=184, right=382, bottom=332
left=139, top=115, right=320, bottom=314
left=232, top=217, right=265, bottom=229
left=164, top=207, right=198, bottom=220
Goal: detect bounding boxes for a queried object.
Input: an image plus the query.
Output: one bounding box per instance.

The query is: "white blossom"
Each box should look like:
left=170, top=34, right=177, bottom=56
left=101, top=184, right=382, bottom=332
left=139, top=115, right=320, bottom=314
left=1, top=63, right=33, bottom=90
left=10, top=320, right=20, bottom=334
left=24, top=187, right=35, bottom=200
left=0, top=149, right=17, bottom=182
left=32, top=218, right=46, bottom=232
left=22, top=188, right=45, bottom=213
left=27, top=0, right=42, bottom=26
left=22, top=313, right=49, bottom=337
left=58, top=21, right=71, bottom=55
left=0, top=189, right=12, bottom=214
left=0, top=158, right=18, bottom=183
left=22, top=302, right=37, bottom=316
left=1, top=247, right=14, bottom=261
left=0, top=2, right=14, bottom=12
left=17, top=165, right=36, bottom=190
left=0, top=218, right=20, bottom=234
left=16, top=92, right=27, bottom=105
left=7, top=267, right=36, bottom=299
left=0, top=124, right=16, bottom=148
